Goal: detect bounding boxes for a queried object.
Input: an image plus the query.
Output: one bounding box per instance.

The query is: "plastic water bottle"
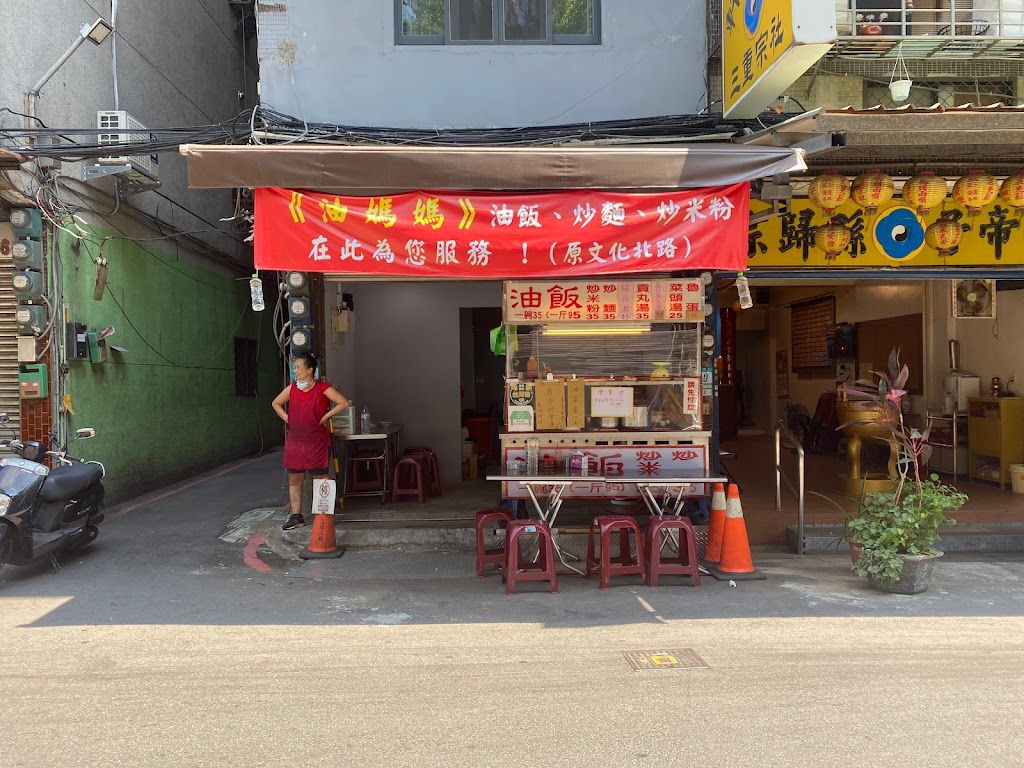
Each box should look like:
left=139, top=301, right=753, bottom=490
left=526, top=438, right=540, bottom=475
left=360, top=406, right=371, bottom=434
left=249, top=274, right=265, bottom=312
left=736, top=273, right=753, bottom=310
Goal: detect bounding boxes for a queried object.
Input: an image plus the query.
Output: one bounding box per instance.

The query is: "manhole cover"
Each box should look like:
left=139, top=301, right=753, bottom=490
left=622, top=649, right=708, bottom=671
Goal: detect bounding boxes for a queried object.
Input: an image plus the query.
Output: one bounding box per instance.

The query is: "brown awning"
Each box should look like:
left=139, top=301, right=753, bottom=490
left=179, top=143, right=806, bottom=193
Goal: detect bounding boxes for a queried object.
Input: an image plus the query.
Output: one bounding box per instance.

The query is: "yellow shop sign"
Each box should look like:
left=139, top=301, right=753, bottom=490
left=722, top=0, right=836, bottom=119
left=747, top=198, right=1024, bottom=269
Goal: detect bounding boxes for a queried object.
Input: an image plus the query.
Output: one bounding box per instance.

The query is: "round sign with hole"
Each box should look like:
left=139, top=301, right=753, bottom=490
left=872, top=205, right=926, bottom=263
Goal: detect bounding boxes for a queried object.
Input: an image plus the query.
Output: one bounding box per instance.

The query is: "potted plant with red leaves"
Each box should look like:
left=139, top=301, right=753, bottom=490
left=839, top=348, right=967, bottom=594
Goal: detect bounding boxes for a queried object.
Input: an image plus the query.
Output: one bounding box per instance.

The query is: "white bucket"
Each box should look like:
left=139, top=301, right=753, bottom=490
left=889, top=79, right=912, bottom=103
left=1011, top=464, right=1024, bottom=494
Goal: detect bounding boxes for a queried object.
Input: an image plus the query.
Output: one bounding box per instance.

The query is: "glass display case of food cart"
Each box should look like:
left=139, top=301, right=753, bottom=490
left=498, top=277, right=715, bottom=503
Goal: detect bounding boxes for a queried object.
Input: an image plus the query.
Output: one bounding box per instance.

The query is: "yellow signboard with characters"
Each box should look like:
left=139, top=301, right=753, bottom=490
left=747, top=198, right=1024, bottom=269
left=722, top=0, right=836, bottom=119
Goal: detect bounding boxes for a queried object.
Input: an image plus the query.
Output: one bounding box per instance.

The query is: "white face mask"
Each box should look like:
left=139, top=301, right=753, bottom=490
left=295, top=379, right=314, bottom=391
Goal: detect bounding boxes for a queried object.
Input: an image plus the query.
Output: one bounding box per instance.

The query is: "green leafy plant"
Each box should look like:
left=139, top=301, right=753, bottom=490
left=840, top=348, right=968, bottom=584
left=845, top=476, right=966, bottom=583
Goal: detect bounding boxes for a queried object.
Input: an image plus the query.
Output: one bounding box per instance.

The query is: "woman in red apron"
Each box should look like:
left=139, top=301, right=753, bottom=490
left=272, top=353, right=350, bottom=530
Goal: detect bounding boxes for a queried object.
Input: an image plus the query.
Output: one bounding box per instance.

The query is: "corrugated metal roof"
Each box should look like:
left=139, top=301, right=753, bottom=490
left=739, top=107, right=1024, bottom=172
left=825, top=102, right=1024, bottom=114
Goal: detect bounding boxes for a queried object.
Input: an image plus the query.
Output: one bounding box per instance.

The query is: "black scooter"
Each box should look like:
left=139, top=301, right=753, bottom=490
left=0, top=413, right=106, bottom=573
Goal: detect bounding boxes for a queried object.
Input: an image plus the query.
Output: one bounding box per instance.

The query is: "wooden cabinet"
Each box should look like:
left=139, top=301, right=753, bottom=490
left=967, top=397, right=1024, bottom=488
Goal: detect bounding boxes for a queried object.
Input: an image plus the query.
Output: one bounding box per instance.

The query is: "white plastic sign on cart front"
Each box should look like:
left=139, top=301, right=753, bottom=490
left=591, top=386, right=634, bottom=417
left=313, top=478, right=337, bottom=515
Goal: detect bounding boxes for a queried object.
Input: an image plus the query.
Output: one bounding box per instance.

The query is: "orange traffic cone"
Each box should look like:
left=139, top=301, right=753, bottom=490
left=299, top=508, right=344, bottom=560
left=702, top=482, right=727, bottom=565
left=300, top=479, right=343, bottom=560
left=709, top=483, right=765, bottom=581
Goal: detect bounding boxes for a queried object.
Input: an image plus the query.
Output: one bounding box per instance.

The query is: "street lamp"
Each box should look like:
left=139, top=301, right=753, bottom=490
left=24, top=17, right=114, bottom=125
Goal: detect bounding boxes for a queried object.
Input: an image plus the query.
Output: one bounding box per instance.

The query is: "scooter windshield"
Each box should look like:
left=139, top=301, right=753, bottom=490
left=0, top=460, right=47, bottom=515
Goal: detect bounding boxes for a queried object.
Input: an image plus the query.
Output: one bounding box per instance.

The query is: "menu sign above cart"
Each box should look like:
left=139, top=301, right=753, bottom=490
left=254, top=185, right=749, bottom=277
left=503, top=279, right=704, bottom=323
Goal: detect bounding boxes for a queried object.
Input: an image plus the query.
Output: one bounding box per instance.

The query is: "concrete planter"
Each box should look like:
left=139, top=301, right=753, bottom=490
left=868, top=551, right=943, bottom=595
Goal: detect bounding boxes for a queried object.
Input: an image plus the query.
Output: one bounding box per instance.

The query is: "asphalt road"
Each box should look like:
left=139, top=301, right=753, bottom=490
left=2, top=452, right=1023, bottom=767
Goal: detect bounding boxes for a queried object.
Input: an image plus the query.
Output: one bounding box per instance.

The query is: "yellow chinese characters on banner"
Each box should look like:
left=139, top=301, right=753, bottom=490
left=503, top=279, right=704, bottom=324
left=747, top=198, right=1024, bottom=269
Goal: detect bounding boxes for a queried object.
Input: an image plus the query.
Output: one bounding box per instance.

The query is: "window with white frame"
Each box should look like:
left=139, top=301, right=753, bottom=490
left=397, top=0, right=600, bottom=45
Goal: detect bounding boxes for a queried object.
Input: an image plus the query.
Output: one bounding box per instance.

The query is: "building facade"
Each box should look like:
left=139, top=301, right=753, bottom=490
left=1, top=1, right=282, bottom=501
left=229, top=1, right=1024, bottom=492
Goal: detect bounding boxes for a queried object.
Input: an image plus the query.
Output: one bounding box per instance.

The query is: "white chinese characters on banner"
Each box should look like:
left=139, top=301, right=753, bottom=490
left=502, top=445, right=708, bottom=499
left=683, top=378, right=701, bottom=416
left=504, top=279, right=704, bottom=323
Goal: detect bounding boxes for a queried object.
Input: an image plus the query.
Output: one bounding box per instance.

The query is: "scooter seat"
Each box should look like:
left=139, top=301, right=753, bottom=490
left=40, top=463, right=103, bottom=502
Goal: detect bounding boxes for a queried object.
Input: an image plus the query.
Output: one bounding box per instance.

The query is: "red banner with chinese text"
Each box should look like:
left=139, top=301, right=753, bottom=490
left=504, top=279, right=705, bottom=323
left=254, top=185, right=749, bottom=277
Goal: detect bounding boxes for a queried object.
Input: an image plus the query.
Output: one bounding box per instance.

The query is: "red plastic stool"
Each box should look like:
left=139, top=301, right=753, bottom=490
left=347, top=450, right=384, bottom=493
left=646, top=516, right=701, bottom=587
left=502, top=520, right=558, bottom=594
left=392, top=456, right=427, bottom=503
left=404, top=447, right=442, bottom=497
left=585, top=515, right=646, bottom=589
left=475, top=508, right=512, bottom=578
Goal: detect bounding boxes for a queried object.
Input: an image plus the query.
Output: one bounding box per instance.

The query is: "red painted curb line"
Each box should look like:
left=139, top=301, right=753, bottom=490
left=108, top=455, right=267, bottom=520
left=243, top=531, right=273, bottom=572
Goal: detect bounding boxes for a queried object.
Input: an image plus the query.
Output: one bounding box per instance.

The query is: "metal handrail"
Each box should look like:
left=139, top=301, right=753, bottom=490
left=775, top=420, right=806, bottom=555
left=839, top=1, right=1019, bottom=39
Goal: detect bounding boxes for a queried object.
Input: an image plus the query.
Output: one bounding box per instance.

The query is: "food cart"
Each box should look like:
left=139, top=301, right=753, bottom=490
left=498, top=277, right=718, bottom=506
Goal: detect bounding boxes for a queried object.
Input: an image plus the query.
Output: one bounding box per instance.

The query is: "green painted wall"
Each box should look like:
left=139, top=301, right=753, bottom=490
left=60, top=229, right=283, bottom=503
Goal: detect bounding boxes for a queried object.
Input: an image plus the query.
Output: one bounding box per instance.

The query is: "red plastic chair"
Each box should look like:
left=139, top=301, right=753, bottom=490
left=392, top=456, right=427, bottom=503
left=347, top=450, right=384, bottom=493
left=502, top=520, right=558, bottom=594
left=475, top=508, right=512, bottom=578
left=645, top=516, right=701, bottom=587
left=585, top=515, right=646, bottom=589
left=404, top=447, right=442, bottom=497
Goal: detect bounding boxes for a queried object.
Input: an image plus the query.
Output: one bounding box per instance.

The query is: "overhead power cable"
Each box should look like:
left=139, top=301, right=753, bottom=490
left=0, top=104, right=789, bottom=162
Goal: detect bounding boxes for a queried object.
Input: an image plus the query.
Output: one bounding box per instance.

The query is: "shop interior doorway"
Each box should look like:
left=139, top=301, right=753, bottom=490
left=459, top=307, right=504, bottom=472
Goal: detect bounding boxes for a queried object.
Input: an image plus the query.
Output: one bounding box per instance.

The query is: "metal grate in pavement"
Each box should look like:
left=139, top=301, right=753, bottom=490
left=289, top=551, right=476, bottom=581
left=623, top=649, right=709, bottom=672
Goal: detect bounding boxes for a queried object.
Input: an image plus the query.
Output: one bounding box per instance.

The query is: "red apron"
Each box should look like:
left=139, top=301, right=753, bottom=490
left=282, top=380, right=331, bottom=470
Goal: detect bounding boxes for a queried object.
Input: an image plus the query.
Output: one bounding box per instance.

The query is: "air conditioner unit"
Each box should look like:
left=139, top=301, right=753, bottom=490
left=952, top=278, right=997, bottom=319
left=81, top=111, right=161, bottom=193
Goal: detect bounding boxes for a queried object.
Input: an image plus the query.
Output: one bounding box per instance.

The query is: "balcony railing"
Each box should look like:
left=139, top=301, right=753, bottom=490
left=834, top=1, right=1024, bottom=58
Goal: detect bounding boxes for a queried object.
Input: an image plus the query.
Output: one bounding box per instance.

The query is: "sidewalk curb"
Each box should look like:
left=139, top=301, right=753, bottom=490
left=107, top=453, right=277, bottom=520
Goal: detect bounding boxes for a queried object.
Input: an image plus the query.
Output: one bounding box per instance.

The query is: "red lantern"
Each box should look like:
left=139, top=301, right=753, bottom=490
left=999, top=171, right=1024, bottom=216
left=814, top=219, right=852, bottom=260
left=851, top=169, right=895, bottom=215
left=925, top=215, right=963, bottom=257
left=952, top=170, right=998, bottom=216
left=902, top=171, right=948, bottom=215
left=808, top=171, right=851, bottom=214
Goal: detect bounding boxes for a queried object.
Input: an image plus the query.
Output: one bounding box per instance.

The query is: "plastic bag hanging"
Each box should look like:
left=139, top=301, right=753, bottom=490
left=489, top=326, right=506, bottom=356
left=489, top=325, right=518, bottom=356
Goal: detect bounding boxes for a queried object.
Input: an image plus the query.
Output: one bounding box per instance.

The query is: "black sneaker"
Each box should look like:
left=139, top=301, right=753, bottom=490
left=282, top=513, right=306, bottom=531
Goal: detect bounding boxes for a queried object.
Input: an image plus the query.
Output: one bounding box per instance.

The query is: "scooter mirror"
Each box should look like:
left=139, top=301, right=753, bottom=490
left=0, top=413, right=7, bottom=424
left=75, top=428, right=96, bottom=440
